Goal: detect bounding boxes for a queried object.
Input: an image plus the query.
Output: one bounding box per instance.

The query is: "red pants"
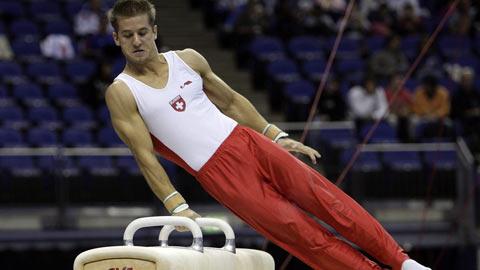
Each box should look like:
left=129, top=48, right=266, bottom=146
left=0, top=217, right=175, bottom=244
left=196, top=126, right=408, bottom=270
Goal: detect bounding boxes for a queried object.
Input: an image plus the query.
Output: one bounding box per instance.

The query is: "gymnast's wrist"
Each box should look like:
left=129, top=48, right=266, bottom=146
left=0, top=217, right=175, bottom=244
left=163, top=191, right=187, bottom=213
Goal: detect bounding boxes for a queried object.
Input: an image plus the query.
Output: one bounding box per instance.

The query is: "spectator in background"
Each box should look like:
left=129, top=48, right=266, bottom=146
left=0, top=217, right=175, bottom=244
left=74, top=0, right=108, bottom=36
left=344, top=3, right=371, bottom=38
left=451, top=68, right=480, bottom=152
left=384, top=0, right=423, bottom=17
left=368, top=2, right=395, bottom=36
left=385, top=73, right=413, bottom=141
left=347, top=75, right=388, bottom=130
left=369, top=34, right=409, bottom=82
left=0, top=34, right=13, bottom=60
left=412, top=74, right=450, bottom=119
left=412, top=74, right=452, bottom=140
left=448, top=0, right=474, bottom=36
left=82, top=62, right=113, bottom=107
left=415, top=35, right=443, bottom=80
left=40, top=34, right=75, bottom=60
left=317, top=76, right=346, bottom=121
left=234, top=0, right=269, bottom=45
left=396, top=3, right=424, bottom=35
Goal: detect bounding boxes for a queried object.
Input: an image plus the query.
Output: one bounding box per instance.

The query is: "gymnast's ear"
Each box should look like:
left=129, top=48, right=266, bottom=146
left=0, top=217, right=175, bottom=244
left=112, top=31, right=120, bottom=46
left=153, top=25, right=158, bottom=40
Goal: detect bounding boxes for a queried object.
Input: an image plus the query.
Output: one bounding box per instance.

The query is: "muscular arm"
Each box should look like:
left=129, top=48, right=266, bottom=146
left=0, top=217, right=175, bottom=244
left=105, top=81, right=192, bottom=214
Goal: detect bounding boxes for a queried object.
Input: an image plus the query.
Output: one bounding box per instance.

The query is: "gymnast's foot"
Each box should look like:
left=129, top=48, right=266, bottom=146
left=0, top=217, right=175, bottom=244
left=401, top=259, right=432, bottom=270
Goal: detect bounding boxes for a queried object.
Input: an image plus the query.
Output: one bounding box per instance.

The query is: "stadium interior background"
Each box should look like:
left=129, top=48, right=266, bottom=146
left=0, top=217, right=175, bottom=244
left=0, top=0, right=479, bottom=269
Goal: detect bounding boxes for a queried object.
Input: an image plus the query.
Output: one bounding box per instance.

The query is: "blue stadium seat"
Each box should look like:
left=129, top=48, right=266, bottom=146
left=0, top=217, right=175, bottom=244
left=401, top=35, right=421, bottom=60
left=12, top=83, right=48, bottom=107
left=413, top=120, right=455, bottom=142
left=26, top=61, right=63, bottom=84
left=325, top=37, right=361, bottom=59
left=11, top=39, right=43, bottom=62
left=112, top=57, right=126, bottom=77
left=0, top=61, right=25, bottom=83
left=366, top=36, right=385, bottom=52
left=47, top=82, right=80, bottom=107
left=360, top=121, right=398, bottom=143
left=0, top=2, right=25, bottom=18
left=65, top=0, right=83, bottom=16
left=63, top=105, right=96, bottom=129
left=62, top=129, right=94, bottom=146
left=27, top=127, right=59, bottom=147
left=0, top=156, right=41, bottom=177
left=0, top=85, right=15, bottom=107
left=335, top=58, right=365, bottom=76
left=29, top=1, right=62, bottom=21
left=301, top=59, right=327, bottom=82
left=424, top=150, right=457, bottom=169
left=438, top=35, right=472, bottom=59
left=10, top=19, right=39, bottom=38
left=37, top=156, right=79, bottom=175
left=249, top=36, right=285, bottom=62
left=78, top=156, right=118, bottom=176
left=97, top=105, right=111, bottom=124
left=65, top=59, right=97, bottom=83
left=27, top=106, right=62, bottom=129
left=288, top=36, right=323, bottom=61
left=341, top=149, right=382, bottom=171
left=266, top=59, right=301, bottom=84
left=313, top=128, right=355, bottom=148
left=0, top=106, right=28, bottom=129
left=383, top=151, right=422, bottom=170
left=283, top=80, right=315, bottom=121
left=44, top=19, right=73, bottom=35
left=0, top=128, right=25, bottom=147
left=97, top=126, right=123, bottom=147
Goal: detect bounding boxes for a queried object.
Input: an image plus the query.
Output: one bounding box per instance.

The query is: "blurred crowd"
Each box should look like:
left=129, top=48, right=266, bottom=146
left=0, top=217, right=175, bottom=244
left=197, top=0, right=480, bottom=161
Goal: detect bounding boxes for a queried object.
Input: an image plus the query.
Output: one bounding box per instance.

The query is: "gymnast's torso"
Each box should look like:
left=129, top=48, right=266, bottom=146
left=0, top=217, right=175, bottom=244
left=114, top=51, right=237, bottom=173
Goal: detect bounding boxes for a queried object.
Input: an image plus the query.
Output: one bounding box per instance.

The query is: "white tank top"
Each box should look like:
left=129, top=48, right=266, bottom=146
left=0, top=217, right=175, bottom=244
left=114, top=51, right=237, bottom=172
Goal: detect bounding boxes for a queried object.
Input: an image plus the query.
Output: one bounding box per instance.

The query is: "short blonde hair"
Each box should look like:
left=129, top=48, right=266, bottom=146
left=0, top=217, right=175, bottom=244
left=108, top=0, right=156, bottom=32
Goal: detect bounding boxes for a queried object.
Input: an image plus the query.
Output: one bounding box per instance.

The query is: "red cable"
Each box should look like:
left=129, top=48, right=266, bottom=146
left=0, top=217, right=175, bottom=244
left=298, top=0, right=357, bottom=145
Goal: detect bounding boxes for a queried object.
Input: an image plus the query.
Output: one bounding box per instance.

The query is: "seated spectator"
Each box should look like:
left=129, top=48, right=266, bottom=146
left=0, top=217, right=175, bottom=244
left=412, top=74, right=452, bottom=140
left=344, top=4, right=371, bottom=38
left=369, top=34, right=409, bottom=82
left=317, top=76, right=346, bottom=121
left=451, top=68, right=480, bottom=152
left=415, top=36, right=443, bottom=80
left=385, top=0, right=423, bottom=17
left=74, top=0, right=108, bottom=37
left=234, top=0, right=269, bottom=45
left=395, top=3, right=423, bottom=35
left=412, top=74, right=450, bottom=119
left=448, top=0, right=473, bottom=36
left=368, top=2, right=396, bottom=36
left=40, top=34, right=75, bottom=60
left=0, top=34, right=13, bottom=60
left=347, top=75, right=388, bottom=130
left=385, top=73, right=413, bottom=141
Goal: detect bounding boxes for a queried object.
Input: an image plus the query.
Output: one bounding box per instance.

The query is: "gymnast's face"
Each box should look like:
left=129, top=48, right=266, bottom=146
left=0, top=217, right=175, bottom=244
left=113, top=14, right=158, bottom=64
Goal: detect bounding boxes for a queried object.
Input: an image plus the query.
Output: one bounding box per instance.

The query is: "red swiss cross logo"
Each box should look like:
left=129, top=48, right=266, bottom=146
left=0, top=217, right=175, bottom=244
left=169, top=95, right=186, bottom=112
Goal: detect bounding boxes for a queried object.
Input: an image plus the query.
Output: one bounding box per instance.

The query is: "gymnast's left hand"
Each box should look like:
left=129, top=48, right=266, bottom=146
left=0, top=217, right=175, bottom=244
left=173, top=208, right=201, bottom=232
left=277, top=138, right=321, bottom=164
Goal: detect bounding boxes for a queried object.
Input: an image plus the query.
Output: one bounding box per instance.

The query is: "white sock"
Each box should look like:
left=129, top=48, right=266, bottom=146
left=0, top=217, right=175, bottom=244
left=401, top=259, right=432, bottom=270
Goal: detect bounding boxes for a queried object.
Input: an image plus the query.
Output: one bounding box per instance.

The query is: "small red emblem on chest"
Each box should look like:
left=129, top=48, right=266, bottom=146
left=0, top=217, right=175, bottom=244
left=169, top=95, right=186, bottom=112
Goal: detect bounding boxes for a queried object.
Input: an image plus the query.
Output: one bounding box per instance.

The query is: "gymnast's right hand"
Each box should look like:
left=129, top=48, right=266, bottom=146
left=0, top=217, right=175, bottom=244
left=173, top=208, right=201, bottom=232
